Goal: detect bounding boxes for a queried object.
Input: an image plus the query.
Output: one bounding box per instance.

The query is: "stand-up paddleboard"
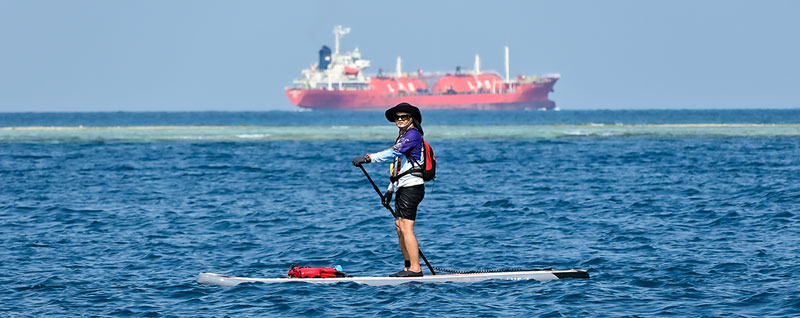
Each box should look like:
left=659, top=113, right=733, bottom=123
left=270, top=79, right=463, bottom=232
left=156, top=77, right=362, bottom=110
left=197, top=269, right=589, bottom=287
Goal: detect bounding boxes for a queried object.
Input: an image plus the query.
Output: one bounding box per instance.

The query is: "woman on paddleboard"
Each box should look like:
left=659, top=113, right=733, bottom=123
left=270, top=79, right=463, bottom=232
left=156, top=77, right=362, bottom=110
left=352, top=102, right=427, bottom=277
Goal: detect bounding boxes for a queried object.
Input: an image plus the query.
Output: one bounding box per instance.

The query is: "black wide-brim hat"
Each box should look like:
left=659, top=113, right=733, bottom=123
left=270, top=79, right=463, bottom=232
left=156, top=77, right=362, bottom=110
left=385, top=102, right=422, bottom=123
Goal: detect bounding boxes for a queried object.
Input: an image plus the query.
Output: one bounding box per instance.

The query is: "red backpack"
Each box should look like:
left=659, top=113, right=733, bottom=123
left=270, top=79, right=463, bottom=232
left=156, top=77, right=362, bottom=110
left=418, top=138, right=436, bottom=181
left=288, top=266, right=347, bottom=278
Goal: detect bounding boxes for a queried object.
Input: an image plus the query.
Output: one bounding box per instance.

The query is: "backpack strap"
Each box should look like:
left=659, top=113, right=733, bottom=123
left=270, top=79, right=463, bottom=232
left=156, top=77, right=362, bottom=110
left=388, top=131, right=424, bottom=183
left=389, top=150, right=424, bottom=183
left=389, top=160, right=422, bottom=182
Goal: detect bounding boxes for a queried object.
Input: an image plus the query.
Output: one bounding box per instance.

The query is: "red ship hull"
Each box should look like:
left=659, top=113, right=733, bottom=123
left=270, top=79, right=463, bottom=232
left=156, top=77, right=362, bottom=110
left=285, top=78, right=558, bottom=110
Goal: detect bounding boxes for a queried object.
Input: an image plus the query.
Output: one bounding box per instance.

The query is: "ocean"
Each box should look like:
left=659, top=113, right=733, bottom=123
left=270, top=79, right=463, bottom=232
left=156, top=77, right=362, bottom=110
left=1, top=109, right=799, bottom=317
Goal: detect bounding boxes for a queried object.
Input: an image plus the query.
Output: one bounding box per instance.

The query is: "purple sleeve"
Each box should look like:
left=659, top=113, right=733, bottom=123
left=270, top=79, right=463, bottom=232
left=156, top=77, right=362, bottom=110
left=395, top=129, right=422, bottom=154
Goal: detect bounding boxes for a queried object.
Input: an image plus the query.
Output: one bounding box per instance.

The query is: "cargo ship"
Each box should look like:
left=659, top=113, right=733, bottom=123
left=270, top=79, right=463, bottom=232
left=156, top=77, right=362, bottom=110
left=285, top=26, right=559, bottom=110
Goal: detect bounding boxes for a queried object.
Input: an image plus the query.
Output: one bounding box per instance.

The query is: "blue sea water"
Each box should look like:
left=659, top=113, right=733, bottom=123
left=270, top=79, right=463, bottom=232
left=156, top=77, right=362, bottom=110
left=1, top=110, right=799, bottom=317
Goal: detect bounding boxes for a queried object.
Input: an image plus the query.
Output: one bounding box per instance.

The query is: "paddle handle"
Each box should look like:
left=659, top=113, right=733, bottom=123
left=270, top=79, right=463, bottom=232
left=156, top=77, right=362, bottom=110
left=357, top=164, right=436, bottom=275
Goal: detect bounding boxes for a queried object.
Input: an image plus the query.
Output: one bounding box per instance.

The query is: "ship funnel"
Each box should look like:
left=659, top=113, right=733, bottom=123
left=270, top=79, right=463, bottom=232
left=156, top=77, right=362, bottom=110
left=505, top=46, right=510, bottom=83
left=396, top=56, right=402, bottom=77
left=333, top=25, right=351, bottom=55
left=319, top=45, right=332, bottom=70
left=474, top=54, right=481, bottom=75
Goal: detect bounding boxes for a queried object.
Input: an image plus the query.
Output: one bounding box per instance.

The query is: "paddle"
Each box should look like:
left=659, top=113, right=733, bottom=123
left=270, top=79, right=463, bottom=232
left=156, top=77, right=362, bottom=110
left=357, top=164, right=436, bottom=275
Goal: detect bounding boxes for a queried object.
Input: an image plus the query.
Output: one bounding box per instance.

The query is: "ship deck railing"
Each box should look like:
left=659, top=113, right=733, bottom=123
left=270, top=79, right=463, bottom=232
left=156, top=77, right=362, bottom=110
left=286, top=86, right=526, bottom=95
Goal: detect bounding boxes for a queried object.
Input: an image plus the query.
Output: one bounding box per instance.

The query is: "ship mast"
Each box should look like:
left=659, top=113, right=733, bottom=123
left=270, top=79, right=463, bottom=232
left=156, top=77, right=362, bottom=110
left=333, top=25, right=351, bottom=55
left=474, top=54, right=481, bottom=75
left=504, top=46, right=510, bottom=83
left=396, top=56, right=402, bottom=77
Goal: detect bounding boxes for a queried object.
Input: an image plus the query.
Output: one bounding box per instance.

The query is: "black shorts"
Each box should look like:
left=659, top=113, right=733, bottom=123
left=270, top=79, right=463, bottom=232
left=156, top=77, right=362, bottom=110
left=395, top=184, right=425, bottom=221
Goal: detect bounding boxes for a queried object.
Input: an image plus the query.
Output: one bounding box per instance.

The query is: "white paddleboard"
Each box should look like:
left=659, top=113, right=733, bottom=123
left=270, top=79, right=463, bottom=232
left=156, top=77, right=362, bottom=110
left=197, top=269, right=589, bottom=287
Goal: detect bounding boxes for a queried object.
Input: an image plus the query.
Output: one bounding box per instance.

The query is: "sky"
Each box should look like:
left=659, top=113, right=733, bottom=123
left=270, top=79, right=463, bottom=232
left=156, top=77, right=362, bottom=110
left=0, top=0, right=798, bottom=112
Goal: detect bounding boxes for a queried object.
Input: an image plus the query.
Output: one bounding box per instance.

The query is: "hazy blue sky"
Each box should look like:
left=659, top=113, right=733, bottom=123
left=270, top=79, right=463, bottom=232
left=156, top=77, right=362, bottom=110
left=1, top=0, right=798, bottom=112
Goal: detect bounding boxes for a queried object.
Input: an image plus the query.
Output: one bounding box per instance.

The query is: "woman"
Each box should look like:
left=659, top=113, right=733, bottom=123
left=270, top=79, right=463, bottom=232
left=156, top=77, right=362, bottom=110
left=352, top=102, right=426, bottom=277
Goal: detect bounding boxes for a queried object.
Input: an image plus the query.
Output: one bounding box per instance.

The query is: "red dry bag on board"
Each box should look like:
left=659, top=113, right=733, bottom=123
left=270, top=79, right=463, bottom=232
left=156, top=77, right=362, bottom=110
left=288, top=266, right=347, bottom=278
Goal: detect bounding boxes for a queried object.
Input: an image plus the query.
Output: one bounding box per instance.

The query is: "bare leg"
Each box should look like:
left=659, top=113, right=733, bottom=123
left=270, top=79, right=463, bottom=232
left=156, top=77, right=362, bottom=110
left=396, top=218, right=420, bottom=272
left=395, top=218, right=410, bottom=270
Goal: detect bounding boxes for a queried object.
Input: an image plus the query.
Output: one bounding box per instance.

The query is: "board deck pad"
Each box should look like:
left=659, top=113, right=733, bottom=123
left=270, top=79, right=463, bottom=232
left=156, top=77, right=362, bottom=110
left=197, top=269, right=589, bottom=287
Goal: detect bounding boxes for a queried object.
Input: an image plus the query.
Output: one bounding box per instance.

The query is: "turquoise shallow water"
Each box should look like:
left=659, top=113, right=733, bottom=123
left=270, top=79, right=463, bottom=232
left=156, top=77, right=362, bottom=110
left=1, top=110, right=799, bottom=317
left=3, top=123, right=800, bottom=143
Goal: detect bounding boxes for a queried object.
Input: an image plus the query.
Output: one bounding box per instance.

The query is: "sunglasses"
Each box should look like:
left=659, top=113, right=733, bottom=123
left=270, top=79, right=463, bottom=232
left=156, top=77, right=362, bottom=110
left=395, top=114, right=412, bottom=121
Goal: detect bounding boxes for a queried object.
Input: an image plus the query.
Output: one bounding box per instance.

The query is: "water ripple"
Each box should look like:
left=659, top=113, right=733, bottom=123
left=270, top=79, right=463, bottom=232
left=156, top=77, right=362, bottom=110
left=1, top=112, right=799, bottom=317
